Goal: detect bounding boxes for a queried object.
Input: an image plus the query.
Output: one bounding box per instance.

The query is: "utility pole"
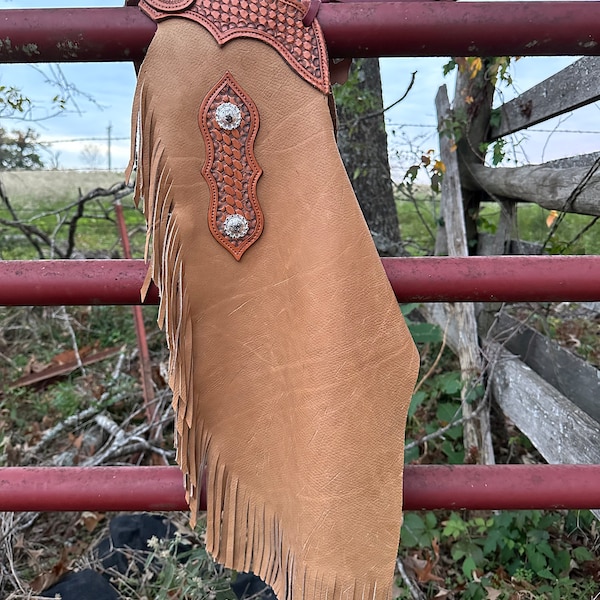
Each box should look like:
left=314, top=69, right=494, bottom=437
left=107, top=123, right=112, bottom=171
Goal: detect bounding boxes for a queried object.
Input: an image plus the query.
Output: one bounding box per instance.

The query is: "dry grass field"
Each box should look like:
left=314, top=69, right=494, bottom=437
left=2, top=170, right=128, bottom=208
left=0, top=169, right=145, bottom=260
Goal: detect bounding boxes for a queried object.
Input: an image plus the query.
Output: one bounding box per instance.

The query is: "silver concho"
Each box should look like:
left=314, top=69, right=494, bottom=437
left=215, top=102, right=242, bottom=130
left=223, top=214, right=249, bottom=239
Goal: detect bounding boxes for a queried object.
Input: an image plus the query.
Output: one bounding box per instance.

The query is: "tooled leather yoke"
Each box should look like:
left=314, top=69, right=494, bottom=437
left=139, top=0, right=330, bottom=93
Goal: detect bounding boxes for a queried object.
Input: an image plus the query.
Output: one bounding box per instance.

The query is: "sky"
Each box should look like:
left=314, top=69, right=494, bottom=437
left=1, top=0, right=598, bottom=178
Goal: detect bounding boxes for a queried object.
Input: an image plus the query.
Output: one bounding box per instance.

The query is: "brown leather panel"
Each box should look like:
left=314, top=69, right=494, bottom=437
left=139, top=0, right=329, bottom=93
left=128, top=18, right=419, bottom=600
left=199, top=72, right=264, bottom=260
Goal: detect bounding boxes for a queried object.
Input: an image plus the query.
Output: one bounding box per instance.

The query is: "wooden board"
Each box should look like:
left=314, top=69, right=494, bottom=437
left=490, top=56, right=600, bottom=139
left=434, top=84, right=494, bottom=464
left=545, top=152, right=600, bottom=169
left=464, top=163, right=600, bottom=216
left=491, top=313, right=600, bottom=423
left=488, top=342, right=600, bottom=465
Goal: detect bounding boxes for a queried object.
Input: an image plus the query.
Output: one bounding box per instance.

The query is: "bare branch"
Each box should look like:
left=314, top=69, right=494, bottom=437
left=396, top=558, right=426, bottom=600
left=360, top=71, right=417, bottom=123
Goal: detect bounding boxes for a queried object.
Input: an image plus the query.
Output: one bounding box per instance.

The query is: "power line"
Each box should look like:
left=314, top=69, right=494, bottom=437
left=525, top=128, right=600, bottom=134
left=41, top=127, right=600, bottom=144
left=40, top=136, right=129, bottom=144
left=386, top=122, right=600, bottom=135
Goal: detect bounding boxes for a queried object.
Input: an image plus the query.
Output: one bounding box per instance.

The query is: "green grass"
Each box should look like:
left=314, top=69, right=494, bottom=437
left=4, top=171, right=598, bottom=260
left=397, top=190, right=600, bottom=255
left=515, top=205, right=600, bottom=255
left=1, top=170, right=128, bottom=208
left=396, top=187, right=440, bottom=255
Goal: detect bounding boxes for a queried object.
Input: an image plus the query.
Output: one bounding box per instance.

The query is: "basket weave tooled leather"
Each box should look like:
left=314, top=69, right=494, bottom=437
left=128, top=3, right=419, bottom=600
left=139, top=0, right=329, bottom=92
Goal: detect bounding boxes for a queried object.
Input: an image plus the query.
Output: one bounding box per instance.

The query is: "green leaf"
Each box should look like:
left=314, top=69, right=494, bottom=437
left=400, top=513, right=425, bottom=548
left=400, top=303, right=421, bottom=316
left=572, top=546, right=594, bottom=562
left=549, top=549, right=571, bottom=575
left=536, top=568, right=556, bottom=580
left=443, top=59, right=457, bottom=76
left=526, top=544, right=547, bottom=574
left=462, top=556, right=478, bottom=579
left=424, top=511, right=438, bottom=529
left=535, top=540, right=554, bottom=559
left=442, top=440, right=464, bottom=464
left=442, top=513, right=468, bottom=540
left=483, top=528, right=501, bottom=555
left=407, top=321, right=443, bottom=343
left=491, top=139, right=507, bottom=166
left=452, top=547, right=466, bottom=561
left=437, top=373, right=462, bottom=396
left=464, top=383, right=485, bottom=403
left=436, top=401, right=461, bottom=423
left=408, top=390, right=427, bottom=419
left=404, top=164, right=420, bottom=182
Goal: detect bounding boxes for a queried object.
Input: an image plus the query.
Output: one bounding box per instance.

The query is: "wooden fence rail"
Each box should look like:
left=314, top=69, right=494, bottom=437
left=434, top=24, right=600, bottom=486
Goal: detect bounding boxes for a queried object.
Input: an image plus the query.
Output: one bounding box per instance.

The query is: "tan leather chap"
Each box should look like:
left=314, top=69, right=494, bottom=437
left=127, top=4, right=419, bottom=600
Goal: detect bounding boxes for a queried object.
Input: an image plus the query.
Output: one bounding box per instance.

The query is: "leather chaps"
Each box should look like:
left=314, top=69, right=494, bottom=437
left=127, top=2, right=419, bottom=599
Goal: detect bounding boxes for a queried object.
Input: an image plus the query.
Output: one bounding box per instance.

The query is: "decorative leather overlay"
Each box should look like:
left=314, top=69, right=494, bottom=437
left=199, top=72, right=263, bottom=261
left=139, top=0, right=329, bottom=93
left=144, top=0, right=195, bottom=10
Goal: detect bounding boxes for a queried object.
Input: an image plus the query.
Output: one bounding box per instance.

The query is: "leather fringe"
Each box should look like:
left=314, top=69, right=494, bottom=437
left=127, top=80, right=208, bottom=522
left=126, top=68, right=395, bottom=600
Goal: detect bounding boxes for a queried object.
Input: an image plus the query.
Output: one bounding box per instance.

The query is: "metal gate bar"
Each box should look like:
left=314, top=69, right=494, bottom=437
left=1, top=3, right=599, bottom=63
left=1, top=256, right=599, bottom=306
left=1, top=465, right=599, bottom=512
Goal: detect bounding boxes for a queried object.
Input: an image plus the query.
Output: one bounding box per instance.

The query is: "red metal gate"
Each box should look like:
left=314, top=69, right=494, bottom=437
left=1, top=2, right=600, bottom=512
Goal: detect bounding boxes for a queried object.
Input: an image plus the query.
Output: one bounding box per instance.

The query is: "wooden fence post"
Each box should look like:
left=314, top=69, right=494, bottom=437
left=426, top=84, right=495, bottom=465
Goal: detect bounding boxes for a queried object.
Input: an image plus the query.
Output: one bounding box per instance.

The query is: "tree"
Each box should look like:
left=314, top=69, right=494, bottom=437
left=335, top=58, right=403, bottom=256
left=81, top=144, right=103, bottom=170
left=0, top=66, right=92, bottom=172
left=0, top=127, right=44, bottom=170
left=0, top=84, right=44, bottom=170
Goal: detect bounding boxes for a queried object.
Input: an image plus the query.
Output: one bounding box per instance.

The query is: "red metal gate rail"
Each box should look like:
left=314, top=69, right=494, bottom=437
left=0, top=3, right=599, bottom=62
left=2, top=255, right=600, bottom=511
left=1, top=465, right=599, bottom=512
left=2, top=256, right=600, bottom=305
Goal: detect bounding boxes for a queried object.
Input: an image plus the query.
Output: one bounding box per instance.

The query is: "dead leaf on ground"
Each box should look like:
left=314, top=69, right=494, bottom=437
left=403, top=553, right=444, bottom=584
left=23, top=355, right=49, bottom=375
left=68, top=432, right=85, bottom=450
left=484, top=587, right=503, bottom=600
left=79, top=511, right=105, bottom=533
left=52, top=346, right=96, bottom=366
left=29, top=547, right=70, bottom=593
left=11, top=345, right=121, bottom=388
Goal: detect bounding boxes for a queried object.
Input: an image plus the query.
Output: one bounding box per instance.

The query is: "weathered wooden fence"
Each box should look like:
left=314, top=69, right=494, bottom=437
left=433, top=55, right=600, bottom=479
